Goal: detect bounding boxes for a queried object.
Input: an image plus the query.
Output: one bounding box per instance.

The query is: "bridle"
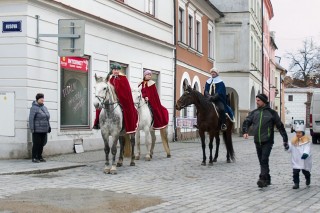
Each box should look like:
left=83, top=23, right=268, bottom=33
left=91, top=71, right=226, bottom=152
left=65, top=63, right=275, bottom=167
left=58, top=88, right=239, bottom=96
left=134, top=92, right=148, bottom=109
left=177, top=90, right=190, bottom=109
left=95, top=83, right=119, bottom=111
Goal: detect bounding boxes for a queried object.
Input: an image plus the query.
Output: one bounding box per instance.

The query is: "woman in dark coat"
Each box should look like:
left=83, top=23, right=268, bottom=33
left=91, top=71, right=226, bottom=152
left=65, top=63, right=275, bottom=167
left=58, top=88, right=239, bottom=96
left=29, top=93, right=51, bottom=163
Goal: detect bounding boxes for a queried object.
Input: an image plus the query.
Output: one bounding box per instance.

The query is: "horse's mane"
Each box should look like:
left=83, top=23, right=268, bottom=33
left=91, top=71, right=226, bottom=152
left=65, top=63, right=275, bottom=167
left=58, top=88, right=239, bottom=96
left=189, top=89, right=213, bottom=111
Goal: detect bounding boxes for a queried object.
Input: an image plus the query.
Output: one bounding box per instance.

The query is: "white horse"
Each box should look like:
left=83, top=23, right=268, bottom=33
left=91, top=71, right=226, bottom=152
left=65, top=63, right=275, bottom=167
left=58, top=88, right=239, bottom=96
left=132, top=87, right=171, bottom=161
left=94, top=74, right=136, bottom=174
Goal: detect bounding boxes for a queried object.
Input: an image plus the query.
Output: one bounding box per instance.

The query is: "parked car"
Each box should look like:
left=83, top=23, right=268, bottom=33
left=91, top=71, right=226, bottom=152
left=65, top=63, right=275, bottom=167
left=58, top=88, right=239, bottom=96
left=310, top=92, right=320, bottom=144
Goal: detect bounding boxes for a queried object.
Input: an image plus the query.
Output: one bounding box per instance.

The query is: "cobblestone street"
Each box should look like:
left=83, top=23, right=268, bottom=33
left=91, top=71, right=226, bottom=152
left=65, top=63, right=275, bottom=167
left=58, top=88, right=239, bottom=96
left=1, top=130, right=320, bottom=212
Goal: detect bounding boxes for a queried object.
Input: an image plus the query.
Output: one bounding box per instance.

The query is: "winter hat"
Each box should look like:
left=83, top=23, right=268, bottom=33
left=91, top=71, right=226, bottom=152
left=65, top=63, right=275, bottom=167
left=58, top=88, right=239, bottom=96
left=256, top=93, right=268, bottom=104
left=210, top=67, right=219, bottom=75
left=143, top=70, right=152, bottom=76
left=36, top=93, right=44, bottom=101
left=110, top=62, right=122, bottom=70
left=295, top=124, right=306, bottom=132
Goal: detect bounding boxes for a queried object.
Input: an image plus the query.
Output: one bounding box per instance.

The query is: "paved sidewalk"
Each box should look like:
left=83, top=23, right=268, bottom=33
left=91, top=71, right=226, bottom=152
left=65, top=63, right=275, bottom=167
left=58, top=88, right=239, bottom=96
left=1, top=129, right=320, bottom=213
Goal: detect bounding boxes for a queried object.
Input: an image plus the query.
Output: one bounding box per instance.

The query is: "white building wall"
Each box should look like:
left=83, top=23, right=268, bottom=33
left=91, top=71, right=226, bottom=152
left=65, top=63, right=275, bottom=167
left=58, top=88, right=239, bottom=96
left=0, top=0, right=174, bottom=159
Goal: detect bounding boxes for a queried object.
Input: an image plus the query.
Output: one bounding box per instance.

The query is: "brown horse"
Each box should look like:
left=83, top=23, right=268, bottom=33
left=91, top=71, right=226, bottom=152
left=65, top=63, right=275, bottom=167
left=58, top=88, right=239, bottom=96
left=175, top=85, right=235, bottom=165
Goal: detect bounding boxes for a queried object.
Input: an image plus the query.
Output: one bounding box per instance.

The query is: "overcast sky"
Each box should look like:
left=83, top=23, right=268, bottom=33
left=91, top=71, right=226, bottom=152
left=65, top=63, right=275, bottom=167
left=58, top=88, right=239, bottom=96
left=270, top=0, right=320, bottom=69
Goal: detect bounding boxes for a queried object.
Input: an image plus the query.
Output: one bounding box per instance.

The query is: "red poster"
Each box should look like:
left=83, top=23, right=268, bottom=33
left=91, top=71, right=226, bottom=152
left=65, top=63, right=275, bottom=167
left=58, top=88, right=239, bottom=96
left=60, top=57, right=88, bottom=72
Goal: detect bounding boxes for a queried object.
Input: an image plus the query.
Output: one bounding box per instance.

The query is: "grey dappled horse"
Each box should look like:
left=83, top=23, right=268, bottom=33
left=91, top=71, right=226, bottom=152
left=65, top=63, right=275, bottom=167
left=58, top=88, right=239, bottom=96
left=94, top=74, right=136, bottom=174
left=132, top=87, right=171, bottom=161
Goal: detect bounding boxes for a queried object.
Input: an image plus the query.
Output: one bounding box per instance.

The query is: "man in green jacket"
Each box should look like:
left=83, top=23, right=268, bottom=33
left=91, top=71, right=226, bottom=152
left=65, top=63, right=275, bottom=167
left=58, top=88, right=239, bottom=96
left=242, top=93, right=288, bottom=188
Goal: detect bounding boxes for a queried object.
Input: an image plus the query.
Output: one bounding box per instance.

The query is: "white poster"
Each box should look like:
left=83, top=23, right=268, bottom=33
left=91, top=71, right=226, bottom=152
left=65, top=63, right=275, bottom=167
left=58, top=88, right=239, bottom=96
left=0, top=92, right=15, bottom=136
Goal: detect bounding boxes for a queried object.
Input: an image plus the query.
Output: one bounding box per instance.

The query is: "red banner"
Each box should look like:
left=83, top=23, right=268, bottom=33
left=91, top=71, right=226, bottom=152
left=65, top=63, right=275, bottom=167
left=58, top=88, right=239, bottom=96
left=60, top=57, right=88, bottom=72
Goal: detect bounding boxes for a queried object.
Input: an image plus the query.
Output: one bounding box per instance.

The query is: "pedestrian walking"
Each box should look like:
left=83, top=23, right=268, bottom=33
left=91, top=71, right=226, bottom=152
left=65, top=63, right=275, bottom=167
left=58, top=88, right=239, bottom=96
left=29, top=93, right=51, bottom=163
left=284, top=124, right=312, bottom=189
left=242, top=93, right=288, bottom=188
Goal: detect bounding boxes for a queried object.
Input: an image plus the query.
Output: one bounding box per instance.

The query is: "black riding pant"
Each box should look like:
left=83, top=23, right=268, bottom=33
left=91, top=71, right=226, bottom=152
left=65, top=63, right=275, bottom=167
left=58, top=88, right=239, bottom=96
left=255, top=142, right=273, bottom=181
left=32, top=133, right=46, bottom=159
left=293, top=169, right=311, bottom=184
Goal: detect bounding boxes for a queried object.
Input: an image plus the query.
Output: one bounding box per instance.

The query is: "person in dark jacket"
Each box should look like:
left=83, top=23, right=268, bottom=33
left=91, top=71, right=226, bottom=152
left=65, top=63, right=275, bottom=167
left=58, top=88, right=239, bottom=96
left=204, top=67, right=233, bottom=131
left=29, top=93, right=51, bottom=163
left=242, top=93, right=288, bottom=188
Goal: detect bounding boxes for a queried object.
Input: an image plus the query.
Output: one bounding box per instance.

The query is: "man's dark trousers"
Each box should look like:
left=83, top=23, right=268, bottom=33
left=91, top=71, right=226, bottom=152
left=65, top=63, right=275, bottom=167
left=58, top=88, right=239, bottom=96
left=255, top=142, right=273, bottom=183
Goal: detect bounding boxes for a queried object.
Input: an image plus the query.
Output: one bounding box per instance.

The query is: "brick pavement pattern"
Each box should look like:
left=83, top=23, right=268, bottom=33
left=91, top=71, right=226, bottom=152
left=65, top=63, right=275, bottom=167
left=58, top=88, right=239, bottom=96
left=1, top=130, right=320, bottom=212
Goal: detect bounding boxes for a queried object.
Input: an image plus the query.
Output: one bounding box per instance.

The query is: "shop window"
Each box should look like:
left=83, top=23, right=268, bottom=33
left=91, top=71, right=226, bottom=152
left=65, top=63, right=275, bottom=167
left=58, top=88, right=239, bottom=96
left=60, top=57, right=89, bottom=128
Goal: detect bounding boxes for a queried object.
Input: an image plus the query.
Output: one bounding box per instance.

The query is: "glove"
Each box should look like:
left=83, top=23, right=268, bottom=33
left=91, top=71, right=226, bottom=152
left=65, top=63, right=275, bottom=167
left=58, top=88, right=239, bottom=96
left=48, top=127, right=51, bottom=133
left=283, top=142, right=289, bottom=150
left=301, top=153, right=309, bottom=159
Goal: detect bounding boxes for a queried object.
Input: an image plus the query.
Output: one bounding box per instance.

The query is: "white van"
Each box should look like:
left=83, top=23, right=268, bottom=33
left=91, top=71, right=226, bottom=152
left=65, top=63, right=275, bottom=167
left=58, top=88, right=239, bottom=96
left=310, top=91, right=320, bottom=144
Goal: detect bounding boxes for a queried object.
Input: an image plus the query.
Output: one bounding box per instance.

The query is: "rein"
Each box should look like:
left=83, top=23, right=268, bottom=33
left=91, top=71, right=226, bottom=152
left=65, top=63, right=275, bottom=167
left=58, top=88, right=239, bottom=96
left=134, top=93, right=147, bottom=109
left=95, top=84, right=120, bottom=112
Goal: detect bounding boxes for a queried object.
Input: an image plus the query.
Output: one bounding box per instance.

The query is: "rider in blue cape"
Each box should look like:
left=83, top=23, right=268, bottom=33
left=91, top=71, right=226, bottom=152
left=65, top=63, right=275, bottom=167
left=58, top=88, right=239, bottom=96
left=204, top=67, right=234, bottom=131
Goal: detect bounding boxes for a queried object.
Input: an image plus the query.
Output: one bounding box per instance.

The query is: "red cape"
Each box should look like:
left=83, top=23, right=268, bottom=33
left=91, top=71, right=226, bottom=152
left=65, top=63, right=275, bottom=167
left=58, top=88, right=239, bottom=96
left=141, top=80, right=168, bottom=129
left=110, top=75, right=138, bottom=133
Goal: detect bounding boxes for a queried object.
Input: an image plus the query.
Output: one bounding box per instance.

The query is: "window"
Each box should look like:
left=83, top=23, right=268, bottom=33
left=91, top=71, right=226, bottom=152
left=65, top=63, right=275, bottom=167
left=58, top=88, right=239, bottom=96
left=251, top=36, right=253, bottom=65
left=188, top=15, right=193, bottom=47
left=195, top=21, right=200, bottom=51
left=178, top=7, right=184, bottom=42
left=60, top=57, right=89, bottom=128
left=146, top=0, right=155, bottom=16
left=288, top=95, right=293, bottom=101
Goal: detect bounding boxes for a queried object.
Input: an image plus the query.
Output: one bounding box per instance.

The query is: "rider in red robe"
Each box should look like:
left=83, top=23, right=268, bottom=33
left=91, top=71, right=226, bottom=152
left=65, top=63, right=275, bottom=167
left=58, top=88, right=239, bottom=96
left=140, top=70, right=169, bottom=130
left=93, top=63, right=138, bottom=133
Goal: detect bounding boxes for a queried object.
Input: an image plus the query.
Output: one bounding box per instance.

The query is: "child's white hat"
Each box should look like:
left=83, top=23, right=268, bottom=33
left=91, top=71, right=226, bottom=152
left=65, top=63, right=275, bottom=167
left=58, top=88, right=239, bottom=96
left=295, top=124, right=305, bottom=132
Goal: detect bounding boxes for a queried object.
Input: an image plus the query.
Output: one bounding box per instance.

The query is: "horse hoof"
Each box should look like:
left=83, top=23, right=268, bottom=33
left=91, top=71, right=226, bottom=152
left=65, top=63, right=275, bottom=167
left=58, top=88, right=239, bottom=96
left=104, top=166, right=111, bottom=174
left=135, top=155, right=140, bottom=160
left=145, top=155, right=151, bottom=161
left=130, top=162, right=135, bottom=166
left=227, top=159, right=231, bottom=163
left=209, top=162, right=213, bottom=166
left=201, top=162, right=206, bottom=166
left=167, top=154, right=171, bottom=158
left=213, top=159, right=217, bottom=162
left=150, top=154, right=153, bottom=159
left=116, top=162, right=123, bottom=167
left=110, top=166, right=117, bottom=174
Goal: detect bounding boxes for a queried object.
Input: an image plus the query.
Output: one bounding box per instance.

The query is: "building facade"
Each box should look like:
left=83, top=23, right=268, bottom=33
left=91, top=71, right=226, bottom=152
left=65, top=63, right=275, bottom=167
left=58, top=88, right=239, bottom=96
left=174, top=0, right=222, bottom=140
left=210, top=0, right=276, bottom=132
left=0, top=0, right=175, bottom=158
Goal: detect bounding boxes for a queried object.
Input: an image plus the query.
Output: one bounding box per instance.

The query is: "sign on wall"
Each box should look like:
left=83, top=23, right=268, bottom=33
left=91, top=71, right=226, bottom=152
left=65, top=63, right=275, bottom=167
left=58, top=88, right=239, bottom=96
left=0, top=92, right=15, bottom=136
left=2, top=21, right=22, bottom=33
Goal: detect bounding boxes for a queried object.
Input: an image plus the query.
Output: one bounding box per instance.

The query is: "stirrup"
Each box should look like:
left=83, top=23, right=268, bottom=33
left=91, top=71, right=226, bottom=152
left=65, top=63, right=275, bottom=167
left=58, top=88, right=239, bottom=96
left=221, top=124, right=227, bottom=131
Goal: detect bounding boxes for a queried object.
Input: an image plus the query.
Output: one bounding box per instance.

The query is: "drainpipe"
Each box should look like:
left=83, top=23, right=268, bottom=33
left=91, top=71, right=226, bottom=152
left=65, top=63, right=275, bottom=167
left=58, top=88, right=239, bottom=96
left=173, top=0, right=178, bottom=141
left=261, top=0, right=264, bottom=93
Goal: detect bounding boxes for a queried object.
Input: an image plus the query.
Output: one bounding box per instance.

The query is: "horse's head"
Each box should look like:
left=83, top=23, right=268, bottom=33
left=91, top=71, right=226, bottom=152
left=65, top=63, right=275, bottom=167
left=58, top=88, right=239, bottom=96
left=175, top=85, right=195, bottom=110
left=94, top=74, right=115, bottom=108
left=131, top=86, right=143, bottom=107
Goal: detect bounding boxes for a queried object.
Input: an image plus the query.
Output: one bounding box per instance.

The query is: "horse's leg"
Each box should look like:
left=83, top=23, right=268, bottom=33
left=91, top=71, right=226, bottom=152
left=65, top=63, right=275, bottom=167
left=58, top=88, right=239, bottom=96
left=144, top=127, right=151, bottom=161
left=130, top=133, right=136, bottom=166
left=102, top=132, right=111, bottom=174
left=150, top=129, right=156, bottom=159
left=160, top=127, right=171, bottom=158
left=199, top=130, right=206, bottom=166
left=213, top=132, right=220, bottom=162
left=110, top=135, right=119, bottom=174
left=135, top=131, right=141, bottom=160
left=117, top=136, right=125, bottom=167
left=208, top=133, right=214, bottom=166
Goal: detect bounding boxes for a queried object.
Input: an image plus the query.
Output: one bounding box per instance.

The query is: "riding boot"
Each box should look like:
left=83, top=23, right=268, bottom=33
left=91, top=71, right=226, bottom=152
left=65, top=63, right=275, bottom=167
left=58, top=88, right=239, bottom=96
left=93, top=108, right=101, bottom=129
left=219, top=110, right=227, bottom=131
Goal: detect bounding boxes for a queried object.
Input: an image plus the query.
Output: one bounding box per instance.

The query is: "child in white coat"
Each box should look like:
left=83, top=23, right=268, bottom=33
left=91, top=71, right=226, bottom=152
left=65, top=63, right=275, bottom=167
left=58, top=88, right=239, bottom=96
left=285, top=124, right=312, bottom=189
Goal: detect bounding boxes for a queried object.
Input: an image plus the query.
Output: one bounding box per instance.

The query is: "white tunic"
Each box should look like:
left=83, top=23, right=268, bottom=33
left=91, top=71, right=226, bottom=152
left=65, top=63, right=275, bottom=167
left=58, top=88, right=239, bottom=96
left=287, top=136, right=312, bottom=171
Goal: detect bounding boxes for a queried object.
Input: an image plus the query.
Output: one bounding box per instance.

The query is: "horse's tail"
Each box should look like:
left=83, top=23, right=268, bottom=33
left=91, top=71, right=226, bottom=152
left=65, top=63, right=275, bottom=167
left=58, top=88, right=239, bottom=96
left=222, top=125, right=235, bottom=162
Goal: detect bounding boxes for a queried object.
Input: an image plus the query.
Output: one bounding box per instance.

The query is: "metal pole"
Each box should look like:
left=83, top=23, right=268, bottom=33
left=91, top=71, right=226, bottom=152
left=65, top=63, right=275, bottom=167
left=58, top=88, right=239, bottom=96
left=261, top=0, right=264, bottom=93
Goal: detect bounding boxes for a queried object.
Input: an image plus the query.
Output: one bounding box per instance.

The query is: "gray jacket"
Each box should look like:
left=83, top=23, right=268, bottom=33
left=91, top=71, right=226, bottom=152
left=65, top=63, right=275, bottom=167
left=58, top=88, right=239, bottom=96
left=29, top=101, right=50, bottom=133
left=242, top=104, right=288, bottom=144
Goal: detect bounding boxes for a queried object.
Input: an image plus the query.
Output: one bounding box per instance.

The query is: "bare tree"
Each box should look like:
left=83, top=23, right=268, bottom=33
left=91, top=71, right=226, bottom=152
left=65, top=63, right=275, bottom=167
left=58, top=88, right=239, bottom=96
left=286, top=38, right=320, bottom=87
